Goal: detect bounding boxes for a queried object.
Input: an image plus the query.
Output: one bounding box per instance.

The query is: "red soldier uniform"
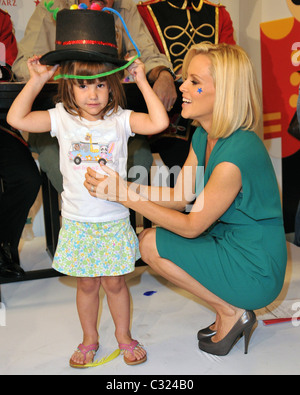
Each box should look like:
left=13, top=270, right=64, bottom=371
left=0, top=8, right=18, bottom=80
left=137, top=0, right=235, bottom=73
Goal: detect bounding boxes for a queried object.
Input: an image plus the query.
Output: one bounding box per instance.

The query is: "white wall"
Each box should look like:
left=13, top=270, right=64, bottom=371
left=210, top=0, right=292, bottom=86
left=1, top=0, right=36, bottom=42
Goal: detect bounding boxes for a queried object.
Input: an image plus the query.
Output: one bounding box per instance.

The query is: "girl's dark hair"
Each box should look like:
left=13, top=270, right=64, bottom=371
left=55, top=61, right=126, bottom=118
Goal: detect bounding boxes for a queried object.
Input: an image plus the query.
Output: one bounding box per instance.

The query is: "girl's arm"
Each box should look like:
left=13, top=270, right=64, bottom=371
left=127, top=59, right=169, bottom=135
left=7, top=56, right=58, bottom=133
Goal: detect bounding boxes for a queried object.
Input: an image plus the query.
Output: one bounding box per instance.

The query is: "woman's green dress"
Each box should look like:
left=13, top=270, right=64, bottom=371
left=156, top=128, right=287, bottom=310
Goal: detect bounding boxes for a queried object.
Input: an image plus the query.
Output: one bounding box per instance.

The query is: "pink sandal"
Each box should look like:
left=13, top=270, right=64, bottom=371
left=69, top=343, right=99, bottom=368
left=119, top=340, right=147, bottom=365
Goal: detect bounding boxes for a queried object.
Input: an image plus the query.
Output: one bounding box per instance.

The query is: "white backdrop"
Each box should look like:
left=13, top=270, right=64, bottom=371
left=1, top=0, right=37, bottom=42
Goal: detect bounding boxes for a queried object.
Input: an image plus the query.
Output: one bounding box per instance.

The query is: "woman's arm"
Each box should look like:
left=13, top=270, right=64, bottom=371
left=85, top=149, right=242, bottom=238
left=126, top=162, right=242, bottom=238
left=127, top=59, right=169, bottom=135
left=7, top=56, right=58, bottom=132
left=129, top=144, right=197, bottom=211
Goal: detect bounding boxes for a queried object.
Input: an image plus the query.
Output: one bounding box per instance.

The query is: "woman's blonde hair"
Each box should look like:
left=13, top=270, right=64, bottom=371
left=182, top=43, right=262, bottom=139
left=55, top=61, right=126, bottom=118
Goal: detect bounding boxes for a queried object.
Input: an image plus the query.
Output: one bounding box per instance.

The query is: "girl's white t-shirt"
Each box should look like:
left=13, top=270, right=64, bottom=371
left=49, top=103, right=134, bottom=223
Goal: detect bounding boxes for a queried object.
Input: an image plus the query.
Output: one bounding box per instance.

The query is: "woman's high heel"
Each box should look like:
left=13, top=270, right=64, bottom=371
left=197, top=323, right=217, bottom=340
left=198, top=310, right=257, bottom=356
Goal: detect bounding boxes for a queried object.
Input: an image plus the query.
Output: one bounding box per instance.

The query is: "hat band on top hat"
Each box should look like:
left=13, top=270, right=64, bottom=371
left=53, top=7, right=141, bottom=81
left=56, top=39, right=117, bottom=49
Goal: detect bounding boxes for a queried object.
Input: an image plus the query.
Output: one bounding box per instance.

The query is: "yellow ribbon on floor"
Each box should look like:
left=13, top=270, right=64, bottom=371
left=83, top=348, right=120, bottom=368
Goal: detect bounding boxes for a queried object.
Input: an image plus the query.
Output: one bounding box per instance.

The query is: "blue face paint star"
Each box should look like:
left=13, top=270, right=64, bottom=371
left=197, top=88, right=203, bottom=94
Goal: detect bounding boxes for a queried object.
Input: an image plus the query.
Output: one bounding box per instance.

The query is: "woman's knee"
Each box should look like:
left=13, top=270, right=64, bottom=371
left=139, top=228, right=158, bottom=264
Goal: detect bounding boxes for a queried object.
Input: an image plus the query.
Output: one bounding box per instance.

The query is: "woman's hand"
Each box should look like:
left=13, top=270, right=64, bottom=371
left=84, top=165, right=132, bottom=204
left=27, top=55, right=59, bottom=84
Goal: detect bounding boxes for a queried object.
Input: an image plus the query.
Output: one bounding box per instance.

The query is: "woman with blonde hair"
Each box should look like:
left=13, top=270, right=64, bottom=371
left=85, top=43, right=287, bottom=356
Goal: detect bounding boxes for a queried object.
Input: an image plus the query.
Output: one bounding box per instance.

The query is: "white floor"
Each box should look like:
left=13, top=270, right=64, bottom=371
left=0, top=237, right=300, bottom=376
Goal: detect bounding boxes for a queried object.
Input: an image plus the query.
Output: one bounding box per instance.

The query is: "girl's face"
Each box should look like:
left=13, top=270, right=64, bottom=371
left=180, top=54, right=215, bottom=130
left=73, top=80, right=110, bottom=121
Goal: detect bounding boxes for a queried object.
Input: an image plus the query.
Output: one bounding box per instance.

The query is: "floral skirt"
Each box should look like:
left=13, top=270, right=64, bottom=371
left=52, top=217, right=141, bottom=277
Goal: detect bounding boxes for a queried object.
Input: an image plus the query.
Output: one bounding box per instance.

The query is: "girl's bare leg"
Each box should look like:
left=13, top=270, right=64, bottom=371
left=70, top=277, right=101, bottom=365
left=102, top=275, right=146, bottom=362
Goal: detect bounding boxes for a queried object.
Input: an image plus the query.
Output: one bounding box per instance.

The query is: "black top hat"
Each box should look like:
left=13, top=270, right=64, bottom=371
left=40, top=9, right=126, bottom=66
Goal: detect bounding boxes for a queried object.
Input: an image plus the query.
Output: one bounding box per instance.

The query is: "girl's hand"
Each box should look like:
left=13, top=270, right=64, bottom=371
left=127, top=58, right=146, bottom=85
left=27, top=55, right=59, bottom=84
left=84, top=165, right=130, bottom=204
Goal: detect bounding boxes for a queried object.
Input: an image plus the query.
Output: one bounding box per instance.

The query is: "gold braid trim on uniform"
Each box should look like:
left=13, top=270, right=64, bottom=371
left=166, top=0, right=204, bottom=11
left=167, top=0, right=188, bottom=10
left=145, top=0, right=218, bottom=73
left=215, top=5, right=219, bottom=43
left=192, top=0, right=204, bottom=12
left=165, top=9, right=215, bottom=72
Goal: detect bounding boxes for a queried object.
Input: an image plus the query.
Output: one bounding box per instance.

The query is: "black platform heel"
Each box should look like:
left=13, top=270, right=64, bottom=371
left=198, top=310, right=257, bottom=356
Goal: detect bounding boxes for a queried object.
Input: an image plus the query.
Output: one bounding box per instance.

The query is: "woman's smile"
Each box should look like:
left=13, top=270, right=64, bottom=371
left=182, top=97, right=192, bottom=106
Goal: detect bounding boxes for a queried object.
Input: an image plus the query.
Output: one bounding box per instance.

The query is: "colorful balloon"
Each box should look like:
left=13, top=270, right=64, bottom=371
left=90, top=3, right=102, bottom=11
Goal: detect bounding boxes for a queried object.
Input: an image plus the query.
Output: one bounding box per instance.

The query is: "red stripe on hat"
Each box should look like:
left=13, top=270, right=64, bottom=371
left=56, top=40, right=117, bottom=48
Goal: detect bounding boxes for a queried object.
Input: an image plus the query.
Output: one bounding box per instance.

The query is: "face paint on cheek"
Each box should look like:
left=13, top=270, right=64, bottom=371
left=197, top=88, right=203, bottom=94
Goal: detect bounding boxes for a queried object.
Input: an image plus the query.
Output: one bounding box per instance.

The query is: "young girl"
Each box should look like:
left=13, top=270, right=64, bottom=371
left=7, top=55, right=169, bottom=367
